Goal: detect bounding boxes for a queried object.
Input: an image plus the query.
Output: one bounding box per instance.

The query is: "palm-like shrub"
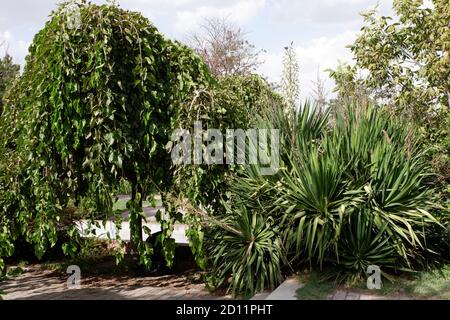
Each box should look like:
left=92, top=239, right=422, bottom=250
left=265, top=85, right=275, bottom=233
left=280, top=148, right=360, bottom=265
left=336, top=210, right=397, bottom=283
left=222, top=102, right=443, bottom=289
left=367, top=145, right=437, bottom=264
left=206, top=203, right=283, bottom=299
left=329, top=106, right=438, bottom=268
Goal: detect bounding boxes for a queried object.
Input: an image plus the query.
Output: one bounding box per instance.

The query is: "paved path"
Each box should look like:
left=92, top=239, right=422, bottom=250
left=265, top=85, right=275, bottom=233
left=76, top=219, right=189, bottom=244
left=268, top=278, right=422, bottom=300
left=3, top=265, right=432, bottom=301
left=2, top=269, right=429, bottom=300
left=327, top=289, right=412, bottom=300
left=0, top=266, right=230, bottom=300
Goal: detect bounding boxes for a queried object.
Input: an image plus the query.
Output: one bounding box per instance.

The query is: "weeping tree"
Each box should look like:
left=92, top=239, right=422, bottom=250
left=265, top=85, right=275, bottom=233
left=0, top=53, right=20, bottom=115
left=0, top=0, right=211, bottom=271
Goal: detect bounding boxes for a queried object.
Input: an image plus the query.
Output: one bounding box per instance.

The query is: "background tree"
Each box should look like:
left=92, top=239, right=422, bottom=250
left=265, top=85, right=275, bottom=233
left=329, top=0, right=450, bottom=230
left=351, top=0, right=450, bottom=116
left=0, top=53, right=20, bottom=115
left=327, top=62, right=372, bottom=119
left=189, top=17, right=263, bottom=77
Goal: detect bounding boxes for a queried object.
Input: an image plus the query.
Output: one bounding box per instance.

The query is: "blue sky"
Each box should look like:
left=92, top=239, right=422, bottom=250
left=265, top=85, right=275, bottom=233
left=0, top=0, right=395, bottom=98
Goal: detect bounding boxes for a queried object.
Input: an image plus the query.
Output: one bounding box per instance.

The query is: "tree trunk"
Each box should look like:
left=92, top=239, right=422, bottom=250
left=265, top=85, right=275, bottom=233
left=136, top=184, right=143, bottom=243
left=130, top=181, right=143, bottom=254
left=447, top=90, right=450, bottom=111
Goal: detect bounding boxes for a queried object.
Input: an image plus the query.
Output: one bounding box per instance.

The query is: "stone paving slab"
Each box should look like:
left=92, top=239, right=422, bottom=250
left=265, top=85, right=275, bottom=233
left=329, top=290, right=404, bottom=300
left=265, top=278, right=303, bottom=300
left=76, top=194, right=188, bottom=244
left=76, top=219, right=189, bottom=244
left=251, top=291, right=271, bottom=300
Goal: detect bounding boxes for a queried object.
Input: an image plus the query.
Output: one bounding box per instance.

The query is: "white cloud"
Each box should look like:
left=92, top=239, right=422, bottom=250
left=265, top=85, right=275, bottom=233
left=0, top=0, right=267, bottom=64
left=123, top=0, right=203, bottom=10
left=174, top=0, right=266, bottom=33
left=270, top=0, right=393, bottom=25
left=259, top=30, right=357, bottom=100
left=0, top=31, right=30, bottom=66
left=0, top=1, right=57, bottom=30
left=120, top=0, right=267, bottom=33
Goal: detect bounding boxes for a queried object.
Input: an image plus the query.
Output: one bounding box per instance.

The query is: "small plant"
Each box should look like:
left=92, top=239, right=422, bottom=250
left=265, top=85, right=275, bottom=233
left=6, top=266, right=24, bottom=278
left=335, top=210, right=397, bottom=284
left=206, top=202, right=283, bottom=299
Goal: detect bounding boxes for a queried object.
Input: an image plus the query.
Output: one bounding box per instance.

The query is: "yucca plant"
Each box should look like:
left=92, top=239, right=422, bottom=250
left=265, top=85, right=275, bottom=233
left=209, top=101, right=443, bottom=296
left=326, top=104, right=411, bottom=185
left=233, top=101, right=331, bottom=216
left=206, top=202, right=283, bottom=299
left=233, top=102, right=442, bottom=279
left=310, top=105, right=440, bottom=274
left=271, top=101, right=330, bottom=158
left=365, top=144, right=439, bottom=267
left=335, top=209, right=397, bottom=284
left=279, top=147, right=364, bottom=266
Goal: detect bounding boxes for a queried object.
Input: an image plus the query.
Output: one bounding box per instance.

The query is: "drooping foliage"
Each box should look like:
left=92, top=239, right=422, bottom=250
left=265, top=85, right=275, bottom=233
left=0, top=54, right=20, bottom=115
left=0, top=0, right=211, bottom=271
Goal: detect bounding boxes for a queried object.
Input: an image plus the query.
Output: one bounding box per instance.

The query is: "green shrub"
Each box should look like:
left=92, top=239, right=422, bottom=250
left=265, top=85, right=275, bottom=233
left=228, top=102, right=444, bottom=288
left=172, top=74, right=283, bottom=215
left=335, top=210, right=397, bottom=283
left=206, top=202, right=283, bottom=299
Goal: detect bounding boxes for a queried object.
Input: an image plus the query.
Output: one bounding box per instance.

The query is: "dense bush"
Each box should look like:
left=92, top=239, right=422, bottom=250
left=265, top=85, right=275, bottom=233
left=172, top=74, right=282, bottom=212
left=206, top=102, right=446, bottom=296
left=169, top=74, right=283, bottom=268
